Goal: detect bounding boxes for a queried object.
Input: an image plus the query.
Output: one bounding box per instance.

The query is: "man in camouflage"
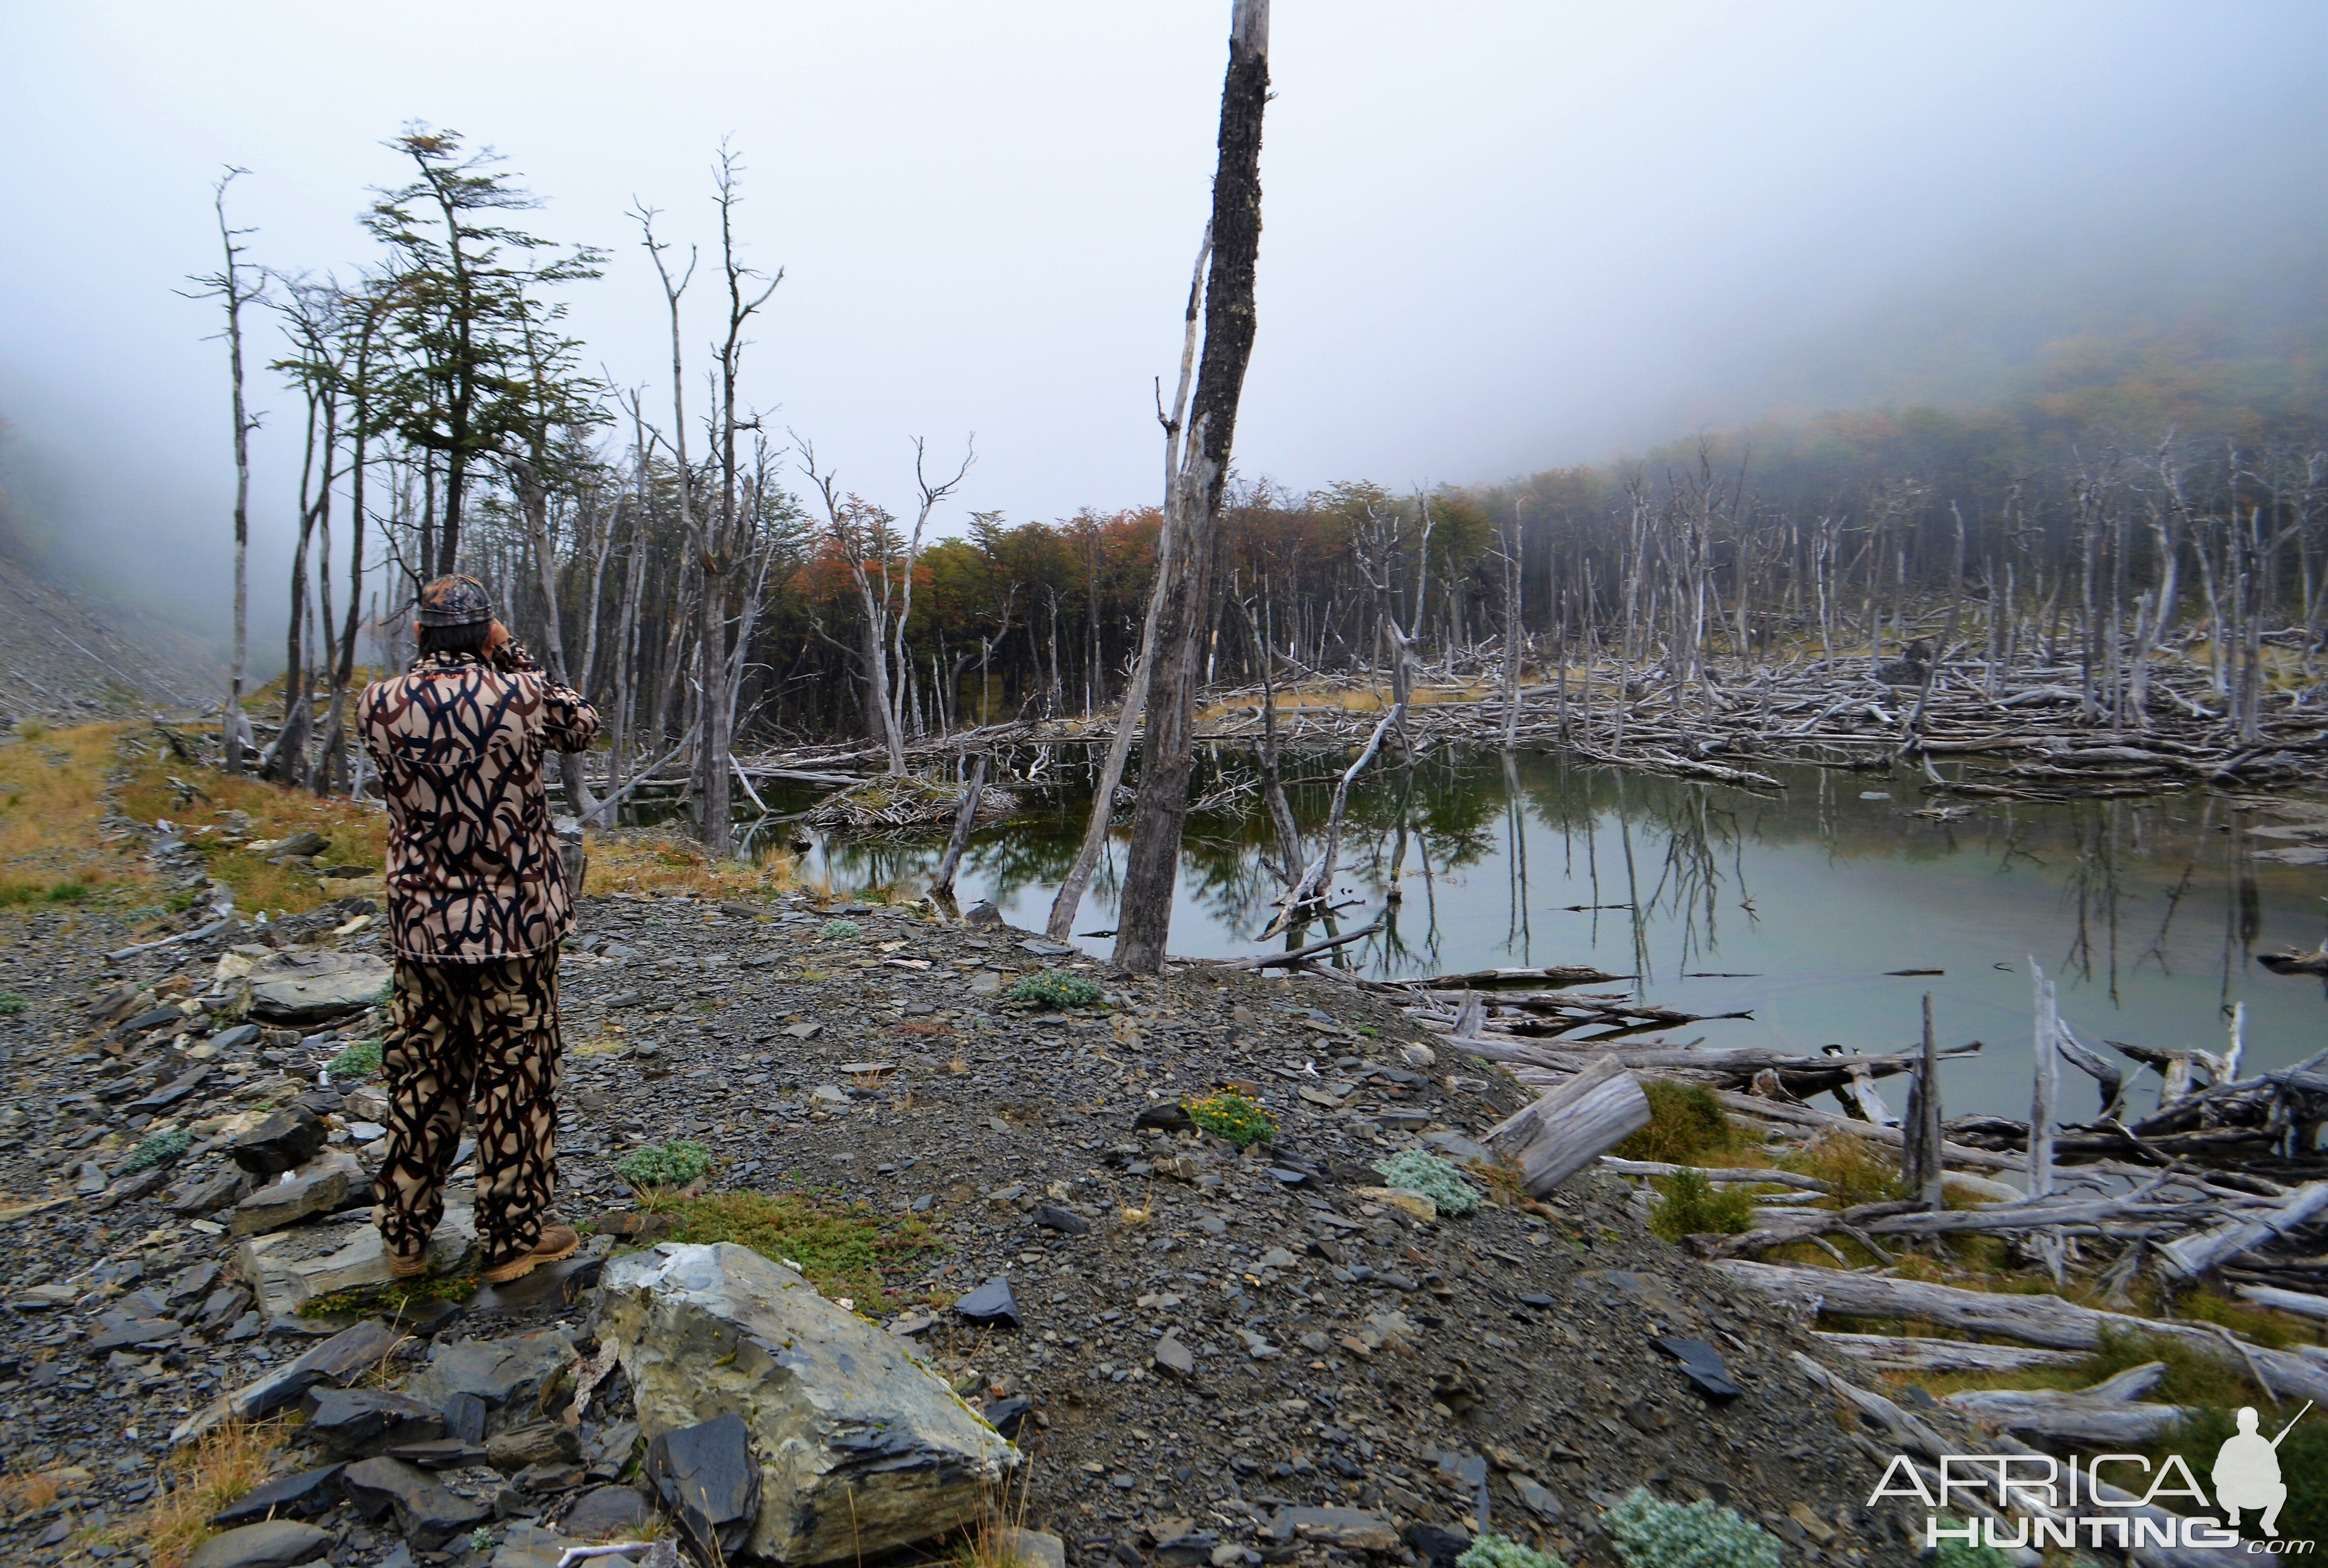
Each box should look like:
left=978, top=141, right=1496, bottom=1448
left=359, top=575, right=599, bottom=1284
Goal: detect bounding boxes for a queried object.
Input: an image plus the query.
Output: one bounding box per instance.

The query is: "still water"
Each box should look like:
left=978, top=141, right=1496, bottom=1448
left=739, top=748, right=2326, bottom=1121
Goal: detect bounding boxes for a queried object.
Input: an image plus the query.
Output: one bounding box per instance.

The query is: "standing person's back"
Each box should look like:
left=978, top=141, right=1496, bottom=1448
left=358, top=575, right=600, bottom=1284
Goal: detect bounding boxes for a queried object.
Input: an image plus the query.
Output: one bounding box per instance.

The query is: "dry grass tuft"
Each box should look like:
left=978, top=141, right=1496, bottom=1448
left=129, top=1419, right=290, bottom=1568
left=585, top=827, right=798, bottom=901
left=948, top=1463, right=1038, bottom=1568
left=2, top=1463, right=87, bottom=1518
left=0, top=722, right=146, bottom=904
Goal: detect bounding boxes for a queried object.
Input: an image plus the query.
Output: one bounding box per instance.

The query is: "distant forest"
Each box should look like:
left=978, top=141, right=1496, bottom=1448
left=140, top=128, right=2326, bottom=792
left=503, top=302, right=2327, bottom=751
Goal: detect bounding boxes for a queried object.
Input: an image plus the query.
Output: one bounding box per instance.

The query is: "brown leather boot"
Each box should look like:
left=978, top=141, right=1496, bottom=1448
left=481, top=1225, right=581, bottom=1285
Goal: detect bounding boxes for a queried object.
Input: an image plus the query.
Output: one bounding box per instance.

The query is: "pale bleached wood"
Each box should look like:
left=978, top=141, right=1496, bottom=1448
left=2234, top=1282, right=2328, bottom=1322
left=1811, top=1332, right=2085, bottom=1373
left=1485, top=1054, right=1650, bottom=1195
left=2155, top=1180, right=2328, bottom=1281
left=1720, top=1259, right=2328, bottom=1404
left=1941, top=1361, right=2190, bottom=1445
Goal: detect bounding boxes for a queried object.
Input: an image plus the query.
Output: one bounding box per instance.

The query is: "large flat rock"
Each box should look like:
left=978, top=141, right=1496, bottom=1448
left=247, top=950, right=392, bottom=1025
left=237, top=1207, right=476, bottom=1323
left=597, top=1242, right=1019, bottom=1564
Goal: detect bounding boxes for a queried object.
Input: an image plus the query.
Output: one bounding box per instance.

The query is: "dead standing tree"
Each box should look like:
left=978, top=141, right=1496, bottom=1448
left=800, top=436, right=972, bottom=778
left=1113, top=0, right=1271, bottom=976
left=697, top=147, right=784, bottom=855
left=182, top=167, right=263, bottom=772
left=1045, top=225, right=1210, bottom=941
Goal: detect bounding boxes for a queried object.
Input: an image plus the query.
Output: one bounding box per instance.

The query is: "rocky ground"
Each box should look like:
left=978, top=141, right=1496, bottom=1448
left=0, top=862, right=1949, bottom=1568
left=0, top=556, right=221, bottom=727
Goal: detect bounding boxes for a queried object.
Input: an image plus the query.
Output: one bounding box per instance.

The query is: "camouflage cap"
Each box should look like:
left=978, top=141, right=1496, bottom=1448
left=415, top=574, right=494, bottom=628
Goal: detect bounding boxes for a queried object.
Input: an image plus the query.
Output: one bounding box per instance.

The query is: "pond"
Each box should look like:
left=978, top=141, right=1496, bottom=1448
left=733, top=747, right=2327, bottom=1122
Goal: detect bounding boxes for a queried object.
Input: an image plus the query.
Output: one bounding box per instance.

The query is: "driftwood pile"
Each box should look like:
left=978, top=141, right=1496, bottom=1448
left=1321, top=946, right=2328, bottom=1512
left=1186, top=647, right=2327, bottom=798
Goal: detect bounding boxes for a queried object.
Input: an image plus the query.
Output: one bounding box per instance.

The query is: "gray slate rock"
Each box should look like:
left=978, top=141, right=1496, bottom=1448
left=489, top=1523, right=594, bottom=1568
left=211, top=1465, right=345, bottom=1526
left=1265, top=1507, right=1400, bottom=1552
left=403, top=1327, right=576, bottom=1432
left=486, top=1421, right=583, bottom=1473
left=953, top=1275, right=1020, bottom=1326
left=647, top=1411, right=759, bottom=1560
left=560, top=1483, right=655, bottom=1541
left=185, top=1519, right=332, bottom=1568
left=231, top=1150, right=362, bottom=1236
left=170, top=1165, right=254, bottom=1216
left=1153, top=1334, right=1196, bottom=1380
left=1032, top=1205, right=1091, bottom=1236
left=229, top=1107, right=327, bottom=1177
left=302, top=1387, right=447, bottom=1458
left=999, top=1529, right=1066, bottom=1568
left=247, top=950, right=392, bottom=1025
left=597, top=1242, right=1019, bottom=1564
left=342, top=1455, right=493, bottom=1551
left=173, top=1318, right=402, bottom=1444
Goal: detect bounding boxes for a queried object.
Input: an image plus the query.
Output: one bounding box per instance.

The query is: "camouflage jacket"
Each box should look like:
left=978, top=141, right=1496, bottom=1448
left=358, top=647, right=599, bottom=964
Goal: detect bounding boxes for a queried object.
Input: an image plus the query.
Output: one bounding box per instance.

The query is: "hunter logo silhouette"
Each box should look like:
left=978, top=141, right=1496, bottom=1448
left=2215, top=1402, right=2309, bottom=1537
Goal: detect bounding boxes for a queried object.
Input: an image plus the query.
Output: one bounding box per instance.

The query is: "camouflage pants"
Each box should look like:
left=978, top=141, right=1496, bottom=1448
left=373, top=954, right=562, bottom=1272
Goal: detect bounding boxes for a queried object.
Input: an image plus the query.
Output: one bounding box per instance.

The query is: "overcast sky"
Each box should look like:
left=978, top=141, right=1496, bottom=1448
left=3, top=2, right=2324, bottom=649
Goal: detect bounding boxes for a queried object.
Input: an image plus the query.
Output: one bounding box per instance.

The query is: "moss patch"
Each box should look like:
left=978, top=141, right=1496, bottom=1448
left=296, top=1273, right=479, bottom=1320
left=640, top=1189, right=946, bottom=1309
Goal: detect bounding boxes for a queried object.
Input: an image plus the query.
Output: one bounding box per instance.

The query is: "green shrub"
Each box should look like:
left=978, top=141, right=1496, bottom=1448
left=118, top=1127, right=193, bottom=1174
left=1647, top=1169, right=1756, bottom=1242
left=617, top=1139, right=715, bottom=1191
left=326, top=1039, right=383, bottom=1081
left=1614, top=1080, right=1737, bottom=1164
left=1007, top=970, right=1104, bottom=1007
left=820, top=919, right=863, bottom=941
left=0, top=992, right=26, bottom=1015
left=1372, top=1150, right=1480, bottom=1216
left=43, top=882, right=91, bottom=903
left=1183, top=1089, right=1277, bottom=1148
left=1457, top=1534, right=1567, bottom=1568
left=1603, top=1487, right=1779, bottom=1568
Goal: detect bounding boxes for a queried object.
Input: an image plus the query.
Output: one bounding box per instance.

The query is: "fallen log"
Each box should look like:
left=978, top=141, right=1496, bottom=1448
left=1220, top=921, right=1384, bottom=972
left=1811, top=1332, right=2086, bottom=1374
left=2153, top=1180, right=2328, bottom=1281
left=2233, top=1282, right=2328, bottom=1322
left=1791, top=1353, right=2222, bottom=1568
left=1410, top=965, right=1633, bottom=989
left=1699, top=1190, right=2236, bottom=1258
left=1939, top=1362, right=2189, bottom=1446
left=1596, top=1157, right=1831, bottom=1192
left=1499, top=1040, right=1979, bottom=1101
left=1715, top=1089, right=2026, bottom=1171
left=1717, top=1259, right=2328, bottom=1404
left=1483, top=1054, right=1650, bottom=1196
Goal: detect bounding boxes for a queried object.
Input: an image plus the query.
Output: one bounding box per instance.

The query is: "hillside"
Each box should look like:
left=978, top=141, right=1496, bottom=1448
left=0, top=553, right=223, bottom=727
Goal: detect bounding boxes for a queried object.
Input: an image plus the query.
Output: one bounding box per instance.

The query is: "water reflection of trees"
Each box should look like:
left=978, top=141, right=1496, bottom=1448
left=744, top=742, right=2297, bottom=1016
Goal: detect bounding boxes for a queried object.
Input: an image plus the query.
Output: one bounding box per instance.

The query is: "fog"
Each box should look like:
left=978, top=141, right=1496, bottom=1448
left=2, top=2, right=2323, bottom=662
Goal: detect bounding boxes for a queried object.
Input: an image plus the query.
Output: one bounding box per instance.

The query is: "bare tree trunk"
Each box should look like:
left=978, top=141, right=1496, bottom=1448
left=518, top=453, right=600, bottom=821
left=192, top=170, right=261, bottom=773
left=929, top=752, right=987, bottom=899
left=1114, top=0, right=1270, bottom=975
